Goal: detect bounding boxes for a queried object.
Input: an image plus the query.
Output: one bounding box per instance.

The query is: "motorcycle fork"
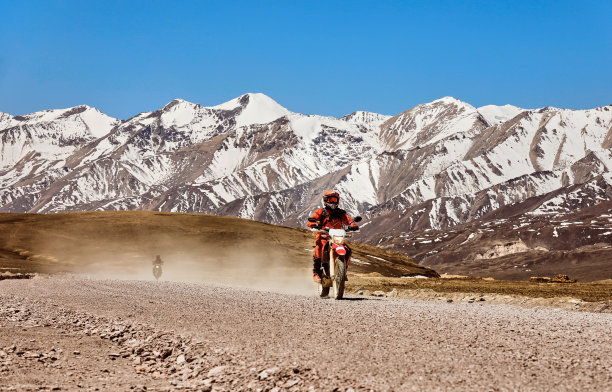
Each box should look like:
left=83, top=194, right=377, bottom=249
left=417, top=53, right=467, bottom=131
left=320, top=245, right=333, bottom=287
left=322, top=245, right=331, bottom=278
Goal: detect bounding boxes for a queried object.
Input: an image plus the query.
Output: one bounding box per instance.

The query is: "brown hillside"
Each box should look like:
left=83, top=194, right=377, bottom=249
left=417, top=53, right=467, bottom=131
left=0, top=211, right=437, bottom=283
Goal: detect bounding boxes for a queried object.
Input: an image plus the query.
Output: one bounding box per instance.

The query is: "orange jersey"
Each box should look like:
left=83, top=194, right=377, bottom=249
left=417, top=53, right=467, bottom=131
left=307, top=207, right=355, bottom=230
left=308, top=207, right=357, bottom=260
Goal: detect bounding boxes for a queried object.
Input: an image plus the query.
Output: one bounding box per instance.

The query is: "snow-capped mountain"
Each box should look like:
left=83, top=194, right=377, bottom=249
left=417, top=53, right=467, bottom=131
left=379, top=97, right=489, bottom=151
left=1, top=93, right=611, bottom=242
left=0, top=93, right=384, bottom=215
left=0, top=105, right=118, bottom=170
left=362, top=104, right=612, bottom=233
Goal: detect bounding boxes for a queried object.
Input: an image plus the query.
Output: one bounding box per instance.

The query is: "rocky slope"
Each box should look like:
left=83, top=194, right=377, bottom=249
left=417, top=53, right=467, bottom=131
left=365, top=200, right=612, bottom=281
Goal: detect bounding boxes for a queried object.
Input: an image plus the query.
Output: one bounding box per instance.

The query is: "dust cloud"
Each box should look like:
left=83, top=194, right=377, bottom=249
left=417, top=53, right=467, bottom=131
left=1, top=212, right=319, bottom=296
left=70, top=238, right=316, bottom=296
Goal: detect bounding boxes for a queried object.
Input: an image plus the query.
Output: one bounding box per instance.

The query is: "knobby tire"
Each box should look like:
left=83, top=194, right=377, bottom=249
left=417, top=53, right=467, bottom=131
left=333, top=257, right=346, bottom=300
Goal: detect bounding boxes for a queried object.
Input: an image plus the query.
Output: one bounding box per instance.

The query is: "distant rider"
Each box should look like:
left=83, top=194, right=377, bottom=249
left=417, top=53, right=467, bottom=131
left=152, top=255, right=164, bottom=266
left=307, top=190, right=359, bottom=283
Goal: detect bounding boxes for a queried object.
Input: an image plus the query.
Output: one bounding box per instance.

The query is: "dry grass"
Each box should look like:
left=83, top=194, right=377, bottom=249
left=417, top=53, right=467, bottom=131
left=347, top=275, right=612, bottom=302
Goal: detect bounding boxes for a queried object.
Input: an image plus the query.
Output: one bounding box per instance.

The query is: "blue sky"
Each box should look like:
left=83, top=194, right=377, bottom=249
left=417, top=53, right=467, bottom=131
left=1, top=0, right=611, bottom=119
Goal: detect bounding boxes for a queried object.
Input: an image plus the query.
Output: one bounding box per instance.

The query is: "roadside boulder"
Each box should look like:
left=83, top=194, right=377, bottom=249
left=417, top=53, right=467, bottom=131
left=530, top=277, right=552, bottom=283
left=551, top=274, right=577, bottom=283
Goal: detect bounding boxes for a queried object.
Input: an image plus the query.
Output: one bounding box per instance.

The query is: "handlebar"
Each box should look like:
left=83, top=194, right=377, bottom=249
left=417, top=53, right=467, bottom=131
left=309, top=228, right=328, bottom=233
left=309, top=228, right=360, bottom=234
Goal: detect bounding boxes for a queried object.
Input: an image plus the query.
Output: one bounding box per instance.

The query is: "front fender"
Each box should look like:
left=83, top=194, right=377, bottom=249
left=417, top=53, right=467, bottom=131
left=332, top=243, right=347, bottom=256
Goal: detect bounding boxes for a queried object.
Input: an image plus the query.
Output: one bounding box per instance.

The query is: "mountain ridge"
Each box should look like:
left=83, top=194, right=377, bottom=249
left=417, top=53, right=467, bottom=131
left=1, top=94, right=611, bottom=278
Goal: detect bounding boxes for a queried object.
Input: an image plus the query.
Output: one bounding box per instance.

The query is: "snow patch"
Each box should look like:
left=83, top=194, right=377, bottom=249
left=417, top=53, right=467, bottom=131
left=212, top=93, right=291, bottom=127
left=366, top=255, right=390, bottom=263
left=477, top=104, right=524, bottom=125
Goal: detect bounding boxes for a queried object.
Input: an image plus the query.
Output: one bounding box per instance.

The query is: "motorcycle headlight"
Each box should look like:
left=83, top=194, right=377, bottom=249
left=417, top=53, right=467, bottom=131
left=332, top=235, right=344, bottom=244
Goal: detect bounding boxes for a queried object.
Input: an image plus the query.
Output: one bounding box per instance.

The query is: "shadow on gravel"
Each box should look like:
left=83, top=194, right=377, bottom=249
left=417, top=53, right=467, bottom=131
left=339, top=297, right=380, bottom=301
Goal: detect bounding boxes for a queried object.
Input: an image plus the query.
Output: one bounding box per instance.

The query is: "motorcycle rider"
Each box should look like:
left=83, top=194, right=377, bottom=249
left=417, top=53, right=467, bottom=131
left=152, top=255, right=164, bottom=280
left=152, top=255, right=164, bottom=266
left=307, top=190, right=359, bottom=283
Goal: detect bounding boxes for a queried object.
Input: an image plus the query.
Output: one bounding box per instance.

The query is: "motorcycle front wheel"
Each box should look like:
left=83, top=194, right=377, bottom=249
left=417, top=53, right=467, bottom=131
left=153, top=266, right=162, bottom=281
left=333, top=257, right=346, bottom=300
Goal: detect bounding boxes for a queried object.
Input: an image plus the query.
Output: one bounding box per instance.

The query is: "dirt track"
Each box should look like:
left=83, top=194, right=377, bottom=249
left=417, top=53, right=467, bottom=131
left=1, top=276, right=611, bottom=391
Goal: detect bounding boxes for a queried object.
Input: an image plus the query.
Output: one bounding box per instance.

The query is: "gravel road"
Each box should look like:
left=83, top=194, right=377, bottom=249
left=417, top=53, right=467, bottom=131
left=1, top=275, right=611, bottom=391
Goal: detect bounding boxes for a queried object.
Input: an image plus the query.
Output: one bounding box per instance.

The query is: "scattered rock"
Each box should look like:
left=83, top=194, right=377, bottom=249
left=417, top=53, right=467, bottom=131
left=207, top=365, right=228, bottom=377
left=0, top=272, right=34, bottom=281
left=134, top=365, right=149, bottom=373
left=258, top=366, right=279, bottom=380
left=284, top=379, right=300, bottom=388
left=552, top=274, right=577, bottom=283
left=530, top=274, right=577, bottom=283
left=160, top=348, right=172, bottom=359
left=530, top=276, right=552, bottom=283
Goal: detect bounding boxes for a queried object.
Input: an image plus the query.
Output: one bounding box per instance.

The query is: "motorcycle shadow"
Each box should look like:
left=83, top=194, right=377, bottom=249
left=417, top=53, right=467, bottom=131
left=333, top=296, right=382, bottom=301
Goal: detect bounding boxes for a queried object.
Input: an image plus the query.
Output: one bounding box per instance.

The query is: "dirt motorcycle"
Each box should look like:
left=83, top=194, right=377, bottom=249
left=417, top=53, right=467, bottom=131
left=153, top=264, right=162, bottom=281
left=308, top=216, right=361, bottom=299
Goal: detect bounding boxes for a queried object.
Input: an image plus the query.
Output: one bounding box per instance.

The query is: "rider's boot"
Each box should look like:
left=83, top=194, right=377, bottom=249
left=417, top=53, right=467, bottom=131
left=312, top=257, right=322, bottom=283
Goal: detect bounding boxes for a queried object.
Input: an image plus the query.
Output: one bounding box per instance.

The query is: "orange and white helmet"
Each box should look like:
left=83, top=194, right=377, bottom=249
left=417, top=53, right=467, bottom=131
left=322, top=190, right=340, bottom=210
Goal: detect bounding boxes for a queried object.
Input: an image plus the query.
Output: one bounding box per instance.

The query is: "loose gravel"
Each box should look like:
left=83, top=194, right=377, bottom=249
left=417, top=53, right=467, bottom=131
left=1, top=275, right=611, bottom=391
